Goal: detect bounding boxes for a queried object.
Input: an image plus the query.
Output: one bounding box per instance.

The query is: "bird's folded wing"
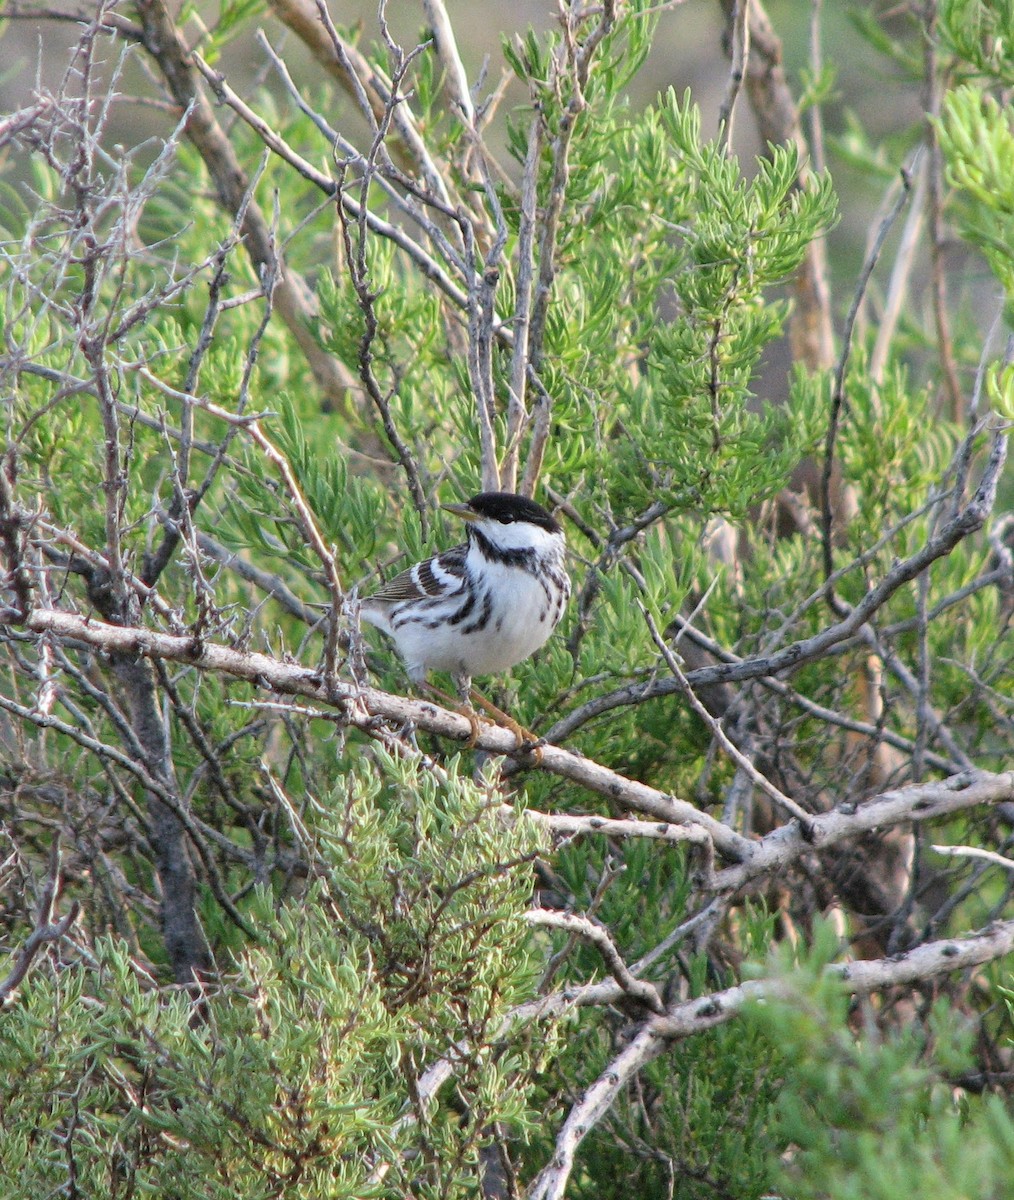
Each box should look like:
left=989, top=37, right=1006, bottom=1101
left=367, top=545, right=468, bottom=603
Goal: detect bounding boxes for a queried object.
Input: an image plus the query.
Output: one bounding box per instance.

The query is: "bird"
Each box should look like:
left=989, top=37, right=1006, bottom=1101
left=360, top=491, right=570, bottom=749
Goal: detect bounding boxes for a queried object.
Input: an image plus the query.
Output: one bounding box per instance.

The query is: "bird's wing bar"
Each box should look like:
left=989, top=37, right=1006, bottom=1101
left=368, top=544, right=468, bottom=602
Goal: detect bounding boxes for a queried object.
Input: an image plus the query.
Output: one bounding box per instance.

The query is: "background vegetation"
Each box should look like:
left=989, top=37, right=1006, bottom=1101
left=0, top=0, right=1012, bottom=1196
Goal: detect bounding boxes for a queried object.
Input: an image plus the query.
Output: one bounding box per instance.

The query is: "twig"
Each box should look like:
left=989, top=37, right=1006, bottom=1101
left=717, top=0, right=750, bottom=152
left=132, top=0, right=353, bottom=403
left=189, top=48, right=471, bottom=315
left=542, top=428, right=1005, bottom=759
left=0, top=843, right=80, bottom=1008
left=15, top=610, right=1014, bottom=898
left=522, top=0, right=618, bottom=493
left=465, top=220, right=503, bottom=492
left=519, top=370, right=556, bottom=500
left=502, top=116, right=542, bottom=493
left=524, top=909, right=665, bottom=1013
left=307, top=0, right=456, bottom=211
left=0, top=689, right=256, bottom=941
left=641, top=604, right=814, bottom=826
left=128, top=361, right=346, bottom=675
left=194, top=531, right=319, bottom=624
left=870, top=156, right=928, bottom=386
left=821, top=150, right=922, bottom=585
left=520, top=808, right=713, bottom=852
left=922, top=4, right=963, bottom=418
left=931, top=844, right=1014, bottom=874
left=254, top=30, right=468, bottom=277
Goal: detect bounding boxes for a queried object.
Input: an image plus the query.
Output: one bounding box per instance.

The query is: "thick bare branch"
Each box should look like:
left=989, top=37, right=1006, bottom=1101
left=711, top=770, right=1014, bottom=893
left=421, top=0, right=475, bottom=126
left=13, top=606, right=750, bottom=861
left=13, top=609, right=1013, bottom=902
left=524, top=914, right=1014, bottom=1198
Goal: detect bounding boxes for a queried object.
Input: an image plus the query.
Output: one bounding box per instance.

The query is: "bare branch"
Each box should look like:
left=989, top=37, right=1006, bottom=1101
left=932, top=844, right=1014, bottom=874
left=13, top=606, right=752, bottom=861
left=524, top=914, right=1014, bottom=1198
left=0, top=842, right=80, bottom=1008
left=13, top=609, right=1013, bottom=906
left=717, top=0, right=750, bottom=152
left=132, top=0, right=355, bottom=404
left=194, top=531, right=319, bottom=624
left=503, top=116, right=542, bottom=493
left=711, top=770, right=1014, bottom=894
left=524, top=908, right=665, bottom=1014
left=130, top=362, right=345, bottom=673
left=821, top=151, right=921, bottom=584
left=922, top=4, right=963, bottom=418
left=421, top=0, right=475, bottom=126
left=870, top=158, right=928, bottom=385
left=642, top=604, right=814, bottom=826
left=521, top=808, right=713, bottom=852
left=271, top=0, right=460, bottom=214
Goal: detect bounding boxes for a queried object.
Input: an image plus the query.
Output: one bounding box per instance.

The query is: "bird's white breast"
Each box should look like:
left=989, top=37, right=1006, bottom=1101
left=363, top=531, right=567, bottom=683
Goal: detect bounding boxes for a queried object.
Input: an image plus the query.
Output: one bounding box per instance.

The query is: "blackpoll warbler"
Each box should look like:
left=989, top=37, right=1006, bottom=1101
left=361, top=491, right=569, bottom=742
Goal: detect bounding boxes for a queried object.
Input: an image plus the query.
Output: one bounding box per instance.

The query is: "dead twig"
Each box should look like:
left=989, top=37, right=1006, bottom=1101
left=0, top=843, right=81, bottom=1008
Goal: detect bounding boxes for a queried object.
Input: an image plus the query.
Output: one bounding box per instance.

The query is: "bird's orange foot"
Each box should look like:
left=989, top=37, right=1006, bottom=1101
left=462, top=708, right=485, bottom=748
left=467, top=689, right=543, bottom=761
left=512, top=729, right=545, bottom=765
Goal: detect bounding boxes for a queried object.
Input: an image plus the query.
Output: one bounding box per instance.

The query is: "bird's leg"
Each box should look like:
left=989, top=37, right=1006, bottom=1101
left=417, top=680, right=484, bottom=747
left=415, top=679, right=538, bottom=757
left=467, top=686, right=544, bottom=761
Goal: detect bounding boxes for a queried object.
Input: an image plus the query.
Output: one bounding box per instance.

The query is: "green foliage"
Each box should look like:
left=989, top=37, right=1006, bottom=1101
left=940, top=0, right=1014, bottom=85
left=0, top=761, right=543, bottom=1198
left=838, top=356, right=956, bottom=521
left=936, top=85, right=1014, bottom=313
left=2, top=1, right=1013, bottom=1197
left=747, top=925, right=1014, bottom=1200
left=1, top=927, right=399, bottom=1198
left=557, top=1007, right=780, bottom=1200
left=515, top=86, right=838, bottom=520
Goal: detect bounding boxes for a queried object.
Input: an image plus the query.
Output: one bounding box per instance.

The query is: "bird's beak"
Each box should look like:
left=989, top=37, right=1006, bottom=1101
left=442, top=502, right=480, bottom=524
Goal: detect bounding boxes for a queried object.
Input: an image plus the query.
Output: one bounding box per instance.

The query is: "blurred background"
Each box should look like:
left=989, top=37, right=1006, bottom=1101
left=0, top=1, right=992, bottom=407
left=0, top=2, right=935, bottom=254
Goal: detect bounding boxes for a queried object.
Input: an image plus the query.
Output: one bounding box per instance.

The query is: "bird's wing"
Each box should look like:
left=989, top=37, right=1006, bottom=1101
left=367, top=543, right=469, bottom=603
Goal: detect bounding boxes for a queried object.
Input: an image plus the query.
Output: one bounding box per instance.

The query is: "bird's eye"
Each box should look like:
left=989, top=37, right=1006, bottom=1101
left=498, top=515, right=514, bottom=524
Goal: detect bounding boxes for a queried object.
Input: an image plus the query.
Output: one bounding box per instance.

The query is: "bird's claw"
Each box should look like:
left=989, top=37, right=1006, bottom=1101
left=500, top=716, right=544, bottom=763
left=463, top=709, right=484, bottom=748
left=515, top=735, right=545, bottom=765
left=461, top=714, right=543, bottom=761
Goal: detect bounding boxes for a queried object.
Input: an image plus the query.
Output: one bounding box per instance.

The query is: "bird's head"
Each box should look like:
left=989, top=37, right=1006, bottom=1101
left=442, top=491, right=564, bottom=555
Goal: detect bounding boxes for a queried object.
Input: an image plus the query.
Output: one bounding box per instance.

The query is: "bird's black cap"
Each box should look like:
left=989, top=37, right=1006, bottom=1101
left=464, top=491, right=562, bottom=533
